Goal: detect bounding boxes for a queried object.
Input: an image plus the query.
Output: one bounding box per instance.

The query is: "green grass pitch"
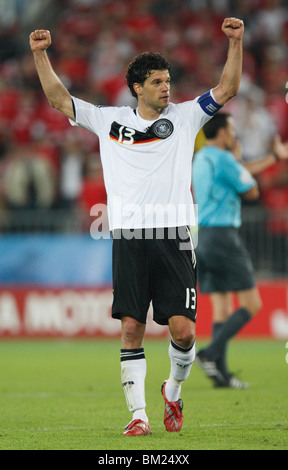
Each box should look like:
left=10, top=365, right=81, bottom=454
left=0, top=338, right=287, bottom=450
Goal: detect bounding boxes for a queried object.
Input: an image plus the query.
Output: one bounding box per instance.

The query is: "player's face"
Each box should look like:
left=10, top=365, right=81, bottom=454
left=136, top=70, right=171, bottom=111
left=223, top=117, right=236, bottom=151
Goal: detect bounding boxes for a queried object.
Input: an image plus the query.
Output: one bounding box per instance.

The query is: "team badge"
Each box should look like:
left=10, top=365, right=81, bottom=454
left=151, top=119, right=174, bottom=139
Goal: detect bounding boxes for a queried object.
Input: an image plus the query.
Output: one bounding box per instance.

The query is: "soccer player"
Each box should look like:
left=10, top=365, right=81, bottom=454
left=30, top=18, right=244, bottom=435
left=192, top=112, right=288, bottom=389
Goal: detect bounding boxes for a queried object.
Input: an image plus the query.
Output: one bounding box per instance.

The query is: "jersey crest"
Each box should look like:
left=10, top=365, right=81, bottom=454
left=109, top=119, right=174, bottom=145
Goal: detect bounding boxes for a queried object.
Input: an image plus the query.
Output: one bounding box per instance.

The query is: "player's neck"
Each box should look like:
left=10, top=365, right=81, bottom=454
left=137, top=103, right=164, bottom=121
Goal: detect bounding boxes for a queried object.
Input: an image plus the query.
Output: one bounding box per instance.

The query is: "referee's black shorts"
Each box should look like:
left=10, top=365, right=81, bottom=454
left=112, top=226, right=197, bottom=325
left=196, top=226, right=256, bottom=294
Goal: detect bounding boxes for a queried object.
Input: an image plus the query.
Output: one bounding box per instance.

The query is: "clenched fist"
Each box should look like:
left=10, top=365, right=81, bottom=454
left=30, top=29, right=52, bottom=52
left=222, top=18, right=244, bottom=41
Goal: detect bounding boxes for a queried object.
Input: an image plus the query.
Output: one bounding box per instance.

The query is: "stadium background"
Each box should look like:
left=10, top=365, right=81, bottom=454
left=0, top=0, right=287, bottom=340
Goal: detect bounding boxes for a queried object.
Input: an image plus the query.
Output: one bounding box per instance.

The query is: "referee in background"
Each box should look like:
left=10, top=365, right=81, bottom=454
left=192, top=112, right=288, bottom=388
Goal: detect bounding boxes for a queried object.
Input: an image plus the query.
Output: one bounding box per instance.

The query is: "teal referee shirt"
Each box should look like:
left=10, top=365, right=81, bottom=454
left=192, top=146, right=256, bottom=228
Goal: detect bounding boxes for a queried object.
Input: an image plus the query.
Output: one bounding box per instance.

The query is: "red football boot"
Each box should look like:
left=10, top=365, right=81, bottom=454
left=123, top=419, right=152, bottom=436
left=161, top=381, right=184, bottom=432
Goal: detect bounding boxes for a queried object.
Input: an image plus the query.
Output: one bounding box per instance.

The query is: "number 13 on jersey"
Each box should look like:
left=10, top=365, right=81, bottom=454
left=186, top=287, right=197, bottom=310
left=118, top=125, right=135, bottom=144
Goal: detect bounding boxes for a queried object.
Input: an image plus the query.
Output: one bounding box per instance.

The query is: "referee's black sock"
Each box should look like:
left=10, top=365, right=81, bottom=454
left=205, top=308, right=252, bottom=361
left=212, top=322, right=229, bottom=376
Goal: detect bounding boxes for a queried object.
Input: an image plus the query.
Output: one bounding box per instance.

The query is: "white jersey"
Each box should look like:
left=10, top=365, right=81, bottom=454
left=70, top=90, right=221, bottom=229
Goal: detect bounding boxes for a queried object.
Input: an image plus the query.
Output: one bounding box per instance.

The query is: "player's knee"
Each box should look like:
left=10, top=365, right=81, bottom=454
left=176, top=333, right=195, bottom=350
left=121, top=315, right=145, bottom=348
left=171, top=327, right=195, bottom=349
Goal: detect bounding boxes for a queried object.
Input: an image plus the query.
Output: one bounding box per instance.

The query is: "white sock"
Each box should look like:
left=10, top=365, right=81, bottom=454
left=165, top=340, right=196, bottom=402
left=120, top=348, right=148, bottom=422
left=132, top=409, right=148, bottom=423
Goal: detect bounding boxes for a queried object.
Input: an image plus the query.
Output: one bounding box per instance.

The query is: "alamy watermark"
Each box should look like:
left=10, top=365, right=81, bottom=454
left=89, top=197, right=199, bottom=250
left=286, top=342, right=288, bottom=364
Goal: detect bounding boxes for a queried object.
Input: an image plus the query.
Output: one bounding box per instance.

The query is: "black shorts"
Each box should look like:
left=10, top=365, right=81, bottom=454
left=112, top=226, right=197, bottom=325
left=196, top=226, right=255, bottom=294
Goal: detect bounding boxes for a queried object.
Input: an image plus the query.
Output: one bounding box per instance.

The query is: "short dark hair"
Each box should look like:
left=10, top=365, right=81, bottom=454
left=126, top=52, right=170, bottom=99
left=203, top=112, right=231, bottom=139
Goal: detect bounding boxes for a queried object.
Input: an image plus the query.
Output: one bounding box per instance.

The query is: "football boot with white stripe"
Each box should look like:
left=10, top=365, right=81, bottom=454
left=161, top=381, right=184, bottom=432
left=195, top=350, right=227, bottom=386
left=215, top=374, right=250, bottom=389
left=123, top=419, right=152, bottom=436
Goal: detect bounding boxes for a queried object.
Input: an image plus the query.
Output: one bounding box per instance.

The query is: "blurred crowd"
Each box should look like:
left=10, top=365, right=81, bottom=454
left=0, top=0, right=287, bottom=239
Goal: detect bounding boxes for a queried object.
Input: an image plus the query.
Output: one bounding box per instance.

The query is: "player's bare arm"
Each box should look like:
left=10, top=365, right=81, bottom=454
left=30, top=30, right=75, bottom=121
left=213, top=18, right=244, bottom=106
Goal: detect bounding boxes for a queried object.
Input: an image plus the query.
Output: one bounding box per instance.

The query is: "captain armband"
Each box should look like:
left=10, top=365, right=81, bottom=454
left=197, top=90, right=223, bottom=116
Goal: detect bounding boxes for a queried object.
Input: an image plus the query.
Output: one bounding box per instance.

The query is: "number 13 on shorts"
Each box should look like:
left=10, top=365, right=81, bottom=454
left=186, top=287, right=197, bottom=310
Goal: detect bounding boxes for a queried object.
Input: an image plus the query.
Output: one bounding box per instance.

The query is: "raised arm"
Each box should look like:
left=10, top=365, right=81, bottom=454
left=213, top=18, right=244, bottom=106
left=30, top=29, right=75, bottom=121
